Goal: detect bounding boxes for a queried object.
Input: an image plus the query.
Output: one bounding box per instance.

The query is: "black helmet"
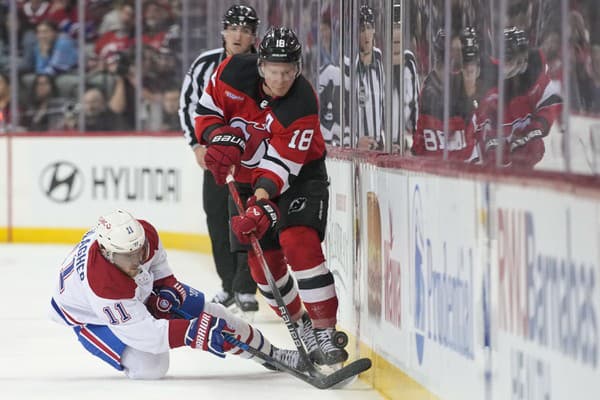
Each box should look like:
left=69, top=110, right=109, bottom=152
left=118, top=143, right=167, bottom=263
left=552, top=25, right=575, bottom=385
left=359, top=5, right=375, bottom=26
left=222, top=5, right=260, bottom=33
left=460, top=26, right=479, bottom=63
left=258, top=27, right=302, bottom=63
left=504, top=26, right=529, bottom=61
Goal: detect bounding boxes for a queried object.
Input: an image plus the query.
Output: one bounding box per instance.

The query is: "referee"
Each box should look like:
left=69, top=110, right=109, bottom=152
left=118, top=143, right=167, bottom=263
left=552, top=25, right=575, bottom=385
left=356, top=5, right=385, bottom=151
left=178, top=4, right=260, bottom=314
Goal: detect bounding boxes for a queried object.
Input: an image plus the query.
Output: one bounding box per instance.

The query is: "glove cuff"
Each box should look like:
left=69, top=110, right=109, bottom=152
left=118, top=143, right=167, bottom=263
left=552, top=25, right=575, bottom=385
left=256, top=199, right=279, bottom=228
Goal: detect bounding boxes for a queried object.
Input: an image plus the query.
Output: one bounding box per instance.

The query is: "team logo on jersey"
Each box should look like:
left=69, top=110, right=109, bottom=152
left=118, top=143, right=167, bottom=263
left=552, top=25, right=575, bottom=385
left=260, top=99, right=269, bottom=109
left=39, top=161, right=84, bottom=203
left=288, top=197, right=307, bottom=214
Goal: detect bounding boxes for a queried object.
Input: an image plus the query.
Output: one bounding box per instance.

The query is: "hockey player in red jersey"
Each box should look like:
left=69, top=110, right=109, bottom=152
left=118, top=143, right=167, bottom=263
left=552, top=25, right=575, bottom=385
left=50, top=209, right=306, bottom=379
left=195, top=27, right=348, bottom=366
left=412, top=27, right=491, bottom=161
left=473, top=27, right=562, bottom=168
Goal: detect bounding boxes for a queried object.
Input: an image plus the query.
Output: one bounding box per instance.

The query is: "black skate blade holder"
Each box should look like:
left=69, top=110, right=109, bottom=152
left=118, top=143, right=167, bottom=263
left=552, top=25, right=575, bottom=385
left=225, top=174, right=371, bottom=388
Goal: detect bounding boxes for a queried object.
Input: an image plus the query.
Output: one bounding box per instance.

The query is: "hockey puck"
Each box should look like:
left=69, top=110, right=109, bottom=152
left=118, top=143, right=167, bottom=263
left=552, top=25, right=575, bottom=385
left=332, top=331, right=348, bottom=348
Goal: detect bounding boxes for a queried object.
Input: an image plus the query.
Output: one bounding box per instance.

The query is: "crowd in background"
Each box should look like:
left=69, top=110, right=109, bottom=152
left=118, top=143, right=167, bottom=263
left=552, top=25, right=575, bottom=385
left=1, top=0, right=600, bottom=172
left=0, top=0, right=182, bottom=131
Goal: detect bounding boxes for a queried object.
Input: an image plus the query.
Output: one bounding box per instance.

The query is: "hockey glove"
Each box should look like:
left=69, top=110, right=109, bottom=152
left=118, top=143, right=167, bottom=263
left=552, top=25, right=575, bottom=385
left=204, top=125, right=246, bottom=184
left=481, top=136, right=511, bottom=167
left=510, top=129, right=544, bottom=152
left=231, top=197, right=279, bottom=244
left=147, top=280, right=187, bottom=319
left=186, top=311, right=235, bottom=358
left=509, top=128, right=545, bottom=168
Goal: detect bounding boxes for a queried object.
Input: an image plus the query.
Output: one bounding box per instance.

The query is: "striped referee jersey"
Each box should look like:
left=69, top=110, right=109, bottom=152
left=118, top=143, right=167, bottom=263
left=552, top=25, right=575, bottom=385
left=392, top=50, right=420, bottom=144
left=178, top=48, right=226, bottom=147
left=356, top=46, right=385, bottom=148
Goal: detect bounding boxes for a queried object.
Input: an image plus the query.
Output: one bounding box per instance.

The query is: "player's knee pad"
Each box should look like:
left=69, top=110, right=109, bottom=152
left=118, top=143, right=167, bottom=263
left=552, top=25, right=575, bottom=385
left=279, top=226, right=325, bottom=269
left=122, top=347, right=169, bottom=380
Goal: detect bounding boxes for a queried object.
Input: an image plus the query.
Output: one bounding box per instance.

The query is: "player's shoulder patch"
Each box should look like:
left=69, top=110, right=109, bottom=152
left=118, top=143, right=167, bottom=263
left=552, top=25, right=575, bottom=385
left=87, top=242, right=136, bottom=300
left=220, top=53, right=260, bottom=98
left=271, top=76, right=319, bottom=128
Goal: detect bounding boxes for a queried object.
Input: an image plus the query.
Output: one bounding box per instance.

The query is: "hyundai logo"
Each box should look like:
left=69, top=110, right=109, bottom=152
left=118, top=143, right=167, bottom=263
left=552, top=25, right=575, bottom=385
left=40, top=161, right=84, bottom=203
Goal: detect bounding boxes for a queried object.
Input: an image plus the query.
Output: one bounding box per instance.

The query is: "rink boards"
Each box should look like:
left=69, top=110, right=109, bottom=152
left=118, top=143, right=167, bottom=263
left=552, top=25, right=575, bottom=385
left=326, top=151, right=600, bottom=399
left=0, top=132, right=210, bottom=251
left=2, top=133, right=600, bottom=399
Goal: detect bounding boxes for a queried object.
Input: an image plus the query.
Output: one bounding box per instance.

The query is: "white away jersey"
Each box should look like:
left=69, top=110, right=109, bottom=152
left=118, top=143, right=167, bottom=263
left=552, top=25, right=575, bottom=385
left=50, top=221, right=177, bottom=354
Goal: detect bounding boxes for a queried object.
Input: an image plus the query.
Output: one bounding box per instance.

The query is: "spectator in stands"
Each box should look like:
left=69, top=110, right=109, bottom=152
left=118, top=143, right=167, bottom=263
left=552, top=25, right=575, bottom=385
left=143, top=45, right=179, bottom=96
left=93, top=2, right=134, bottom=72
left=22, top=73, right=66, bottom=131
left=158, top=86, right=179, bottom=131
left=97, top=0, right=131, bottom=36
left=19, top=0, right=51, bottom=32
left=81, top=86, right=126, bottom=131
left=142, top=1, right=171, bottom=50
left=21, top=20, right=78, bottom=76
left=47, top=0, right=76, bottom=36
left=100, top=50, right=136, bottom=130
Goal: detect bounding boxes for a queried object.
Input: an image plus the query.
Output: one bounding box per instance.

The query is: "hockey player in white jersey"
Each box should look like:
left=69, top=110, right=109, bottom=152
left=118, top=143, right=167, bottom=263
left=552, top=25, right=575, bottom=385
left=49, top=209, right=305, bottom=379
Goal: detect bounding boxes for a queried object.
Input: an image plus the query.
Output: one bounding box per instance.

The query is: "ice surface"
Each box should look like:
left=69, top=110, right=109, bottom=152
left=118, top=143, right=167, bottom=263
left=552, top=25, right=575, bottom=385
left=0, top=244, right=381, bottom=400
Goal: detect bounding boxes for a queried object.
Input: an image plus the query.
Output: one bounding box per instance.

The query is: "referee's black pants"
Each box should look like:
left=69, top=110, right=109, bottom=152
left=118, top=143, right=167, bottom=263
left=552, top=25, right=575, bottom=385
left=202, top=169, right=256, bottom=295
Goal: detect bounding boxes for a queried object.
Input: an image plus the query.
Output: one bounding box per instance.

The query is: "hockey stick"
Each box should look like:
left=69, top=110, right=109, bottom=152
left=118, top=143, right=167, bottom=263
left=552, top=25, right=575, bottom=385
left=225, top=174, right=315, bottom=370
left=170, top=306, right=371, bottom=389
left=225, top=174, right=371, bottom=379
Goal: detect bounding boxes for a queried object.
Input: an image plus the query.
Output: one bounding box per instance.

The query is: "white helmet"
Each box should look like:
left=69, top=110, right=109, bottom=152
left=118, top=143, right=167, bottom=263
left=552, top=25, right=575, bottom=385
left=96, top=209, right=146, bottom=263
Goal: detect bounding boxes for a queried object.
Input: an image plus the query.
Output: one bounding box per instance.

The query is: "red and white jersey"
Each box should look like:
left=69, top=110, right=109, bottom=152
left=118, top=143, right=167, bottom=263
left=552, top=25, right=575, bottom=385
left=474, top=49, right=562, bottom=143
left=50, top=220, right=191, bottom=354
left=413, top=70, right=476, bottom=160
left=195, top=54, right=327, bottom=196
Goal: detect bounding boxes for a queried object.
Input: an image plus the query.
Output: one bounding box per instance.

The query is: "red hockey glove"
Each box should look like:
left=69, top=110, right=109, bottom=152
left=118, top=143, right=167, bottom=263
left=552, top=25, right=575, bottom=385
left=147, top=280, right=187, bottom=319
left=185, top=311, right=235, bottom=358
left=231, top=197, right=279, bottom=244
left=204, top=126, right=246, bottom=184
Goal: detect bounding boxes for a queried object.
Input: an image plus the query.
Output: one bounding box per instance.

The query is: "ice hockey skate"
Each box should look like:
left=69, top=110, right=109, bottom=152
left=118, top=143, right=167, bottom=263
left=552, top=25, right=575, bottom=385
left=296, top=313, right=348, bottom=366
left=232, top=292, right=258, bottom=322
left=263, top=346, right=309, bottom=372
left=210, top=290, right=235, bottom=308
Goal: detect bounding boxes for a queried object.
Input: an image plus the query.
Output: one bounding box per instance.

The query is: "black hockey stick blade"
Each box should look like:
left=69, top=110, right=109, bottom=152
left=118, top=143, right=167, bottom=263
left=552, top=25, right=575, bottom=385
left=313, top=358, right=372, bottom=389
left=223, top=333, right=371, bottom=389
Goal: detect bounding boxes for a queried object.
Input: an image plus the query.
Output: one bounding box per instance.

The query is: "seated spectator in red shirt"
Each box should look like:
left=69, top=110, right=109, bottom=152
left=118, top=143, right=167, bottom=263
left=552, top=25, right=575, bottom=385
left=92, top=2, right=134, bottom=71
